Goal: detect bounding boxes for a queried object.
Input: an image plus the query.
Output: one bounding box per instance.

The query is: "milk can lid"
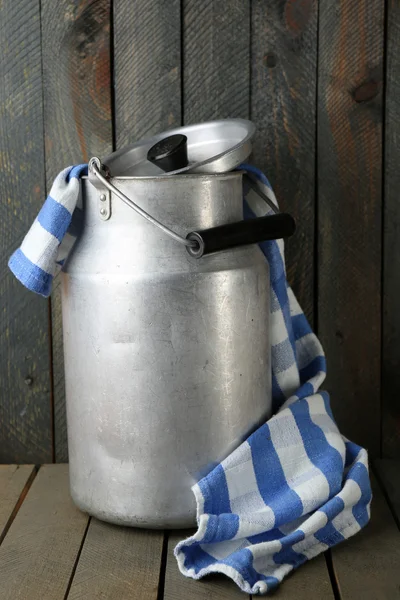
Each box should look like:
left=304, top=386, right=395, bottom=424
left=101, top=119, right=256, bottom=177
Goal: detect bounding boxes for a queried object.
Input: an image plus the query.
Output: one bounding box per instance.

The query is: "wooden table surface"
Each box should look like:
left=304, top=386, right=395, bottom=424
left=0, top=462, right=398, bottom=599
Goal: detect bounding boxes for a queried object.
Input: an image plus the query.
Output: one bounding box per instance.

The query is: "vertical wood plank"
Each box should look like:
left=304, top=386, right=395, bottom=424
left=317, top=0, right=384, bottom=455
left=67, top=519, right=164, bottom=600
left=330, top=473, right=400, bottom=598
left=0, top=0, right=52, bottom=463
left=251, top=0, right=318, bottom=324
left=183, top=0, right=250, bottom=123
left=382, top=0, right=400, bottom=458
left=114, top=0, right=181, bottom=146
left=0, top=465, right=89, bottom=600
left=41, top=0, right=113, bottom=461
left=0, top=465, right=35, bottom=539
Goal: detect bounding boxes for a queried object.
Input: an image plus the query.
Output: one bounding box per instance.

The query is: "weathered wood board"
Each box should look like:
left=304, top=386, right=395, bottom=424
left=317, top=0, right=384, bottom=456
left=382, top=0, right=400, bottom=458
left=0, top=0, right=52, bottom=464
left=0, top=465, right=88, bottom=600
left=251, top=0, right=318, bottom=325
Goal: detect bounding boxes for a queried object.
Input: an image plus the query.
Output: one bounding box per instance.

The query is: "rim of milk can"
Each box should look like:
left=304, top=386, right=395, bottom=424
left=87, top=119, right=296, bottom=258
left=95, top=119, right=257, bottom=178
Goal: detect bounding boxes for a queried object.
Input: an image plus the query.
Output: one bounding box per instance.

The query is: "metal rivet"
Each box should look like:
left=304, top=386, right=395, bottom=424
left=100, top=207, right=107, bottom=216
left=100, top=194, right=106, bottom=202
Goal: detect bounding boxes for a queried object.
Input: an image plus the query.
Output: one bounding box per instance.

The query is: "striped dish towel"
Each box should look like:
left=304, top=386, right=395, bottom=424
left=174, top=165, right=371, bottom=595
left=8, top=163, right=371, bottom=595
left=8, top=164, right=87, bottom=296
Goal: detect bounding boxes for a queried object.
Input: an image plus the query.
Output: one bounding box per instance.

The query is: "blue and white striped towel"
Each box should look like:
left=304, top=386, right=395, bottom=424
left=8, top=164, right=87, bottom=297
left=8, top=163, right=371, bottom=595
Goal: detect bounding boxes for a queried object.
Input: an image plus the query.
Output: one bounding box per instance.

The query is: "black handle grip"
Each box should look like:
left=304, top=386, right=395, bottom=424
left=147, top=134, right=188, bottom=172
left=186, top=213, right=296, bottom=258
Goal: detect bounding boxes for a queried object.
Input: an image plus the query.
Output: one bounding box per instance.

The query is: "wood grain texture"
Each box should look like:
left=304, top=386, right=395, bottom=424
left=317, top=0, right=384, bottom=455
left=165, top=531, right=333, bottom=599
left=67, top=518, right=164, bottom=600
left=41, top=0, right=113, bottom=461
left=273, top=555, right=334, bottom=598
left=0, top=465, right=35, bottom=538
left=375, top=459, right=400, bottom=525
left=382, top=0, right=400, bottom=458
left=0, top=0, right=52, bottom=463
left=114, top=0, right=181, bottom=147
left=331, top=473, right=400, bottom=599
left=183, top=0, right=250, bottom=123
left=0, top=465, right=88, bottom=600
left=251, top=0, right=318, bottom=324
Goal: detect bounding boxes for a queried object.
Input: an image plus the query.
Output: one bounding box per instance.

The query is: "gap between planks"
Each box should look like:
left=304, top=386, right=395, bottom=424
left=0, top=464, right=89, bottom=600
left=0, top=466, right=334, bottom=600
left=164, top=531, right=334, bottom=600
left=65, top=517, right=164, bottom=600
left=0, top=465, right=38, bottom=546
left=0, top=464, right=166, bottom=600
left=1, top=464, right=399, bottom=599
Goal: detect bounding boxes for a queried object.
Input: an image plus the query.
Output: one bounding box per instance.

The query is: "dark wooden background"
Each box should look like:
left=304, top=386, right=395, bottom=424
left=0, top=0, right=398, bottom=463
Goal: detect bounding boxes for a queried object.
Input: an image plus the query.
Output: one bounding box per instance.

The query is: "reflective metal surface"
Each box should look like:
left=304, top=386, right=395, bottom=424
left=62, top=172, right=271, bottom=528
left=88, top=157, right=197, bottom=247
left=101, top=119, right=256, bottom=177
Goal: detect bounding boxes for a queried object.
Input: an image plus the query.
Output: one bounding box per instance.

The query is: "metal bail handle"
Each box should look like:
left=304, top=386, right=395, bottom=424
left=88, top=156, right=296, bottom=258
left=89, top=157, right=197, bottom=248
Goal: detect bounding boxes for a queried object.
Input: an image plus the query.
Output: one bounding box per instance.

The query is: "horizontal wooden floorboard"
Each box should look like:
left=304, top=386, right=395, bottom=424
left=0, top=465, right=399, bottom=598
left=66, top=517, right=164, bottom=600
left=0, top=465, right=36, bottom=541
left=273, top=555, right=334, bottom=599
left=330, top=473, right=400, bottom=599
left=0, top=464, right=88, bottom=600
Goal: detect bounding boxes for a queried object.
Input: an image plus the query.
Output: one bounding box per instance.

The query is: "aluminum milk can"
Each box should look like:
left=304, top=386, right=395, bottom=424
left=61, top=120, right=295, bottom=528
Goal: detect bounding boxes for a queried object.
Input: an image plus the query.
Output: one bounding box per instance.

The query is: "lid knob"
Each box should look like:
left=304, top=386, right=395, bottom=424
left=147, top=134, right=188, bottom=172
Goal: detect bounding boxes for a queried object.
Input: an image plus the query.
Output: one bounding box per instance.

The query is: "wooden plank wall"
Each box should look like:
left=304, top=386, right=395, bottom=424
left=252, top=0, right=318, bottom=326
left=0, top=0, right=398, bottom=462
left=318, top=1, right=384, bottom=456
left=383, top=0, right=400, bottom=458
left=0, top=0, right=52, bottom=463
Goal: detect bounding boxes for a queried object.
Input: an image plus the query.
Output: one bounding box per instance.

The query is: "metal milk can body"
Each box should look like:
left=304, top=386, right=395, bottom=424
left=61, top=172, right=271, bottom=528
